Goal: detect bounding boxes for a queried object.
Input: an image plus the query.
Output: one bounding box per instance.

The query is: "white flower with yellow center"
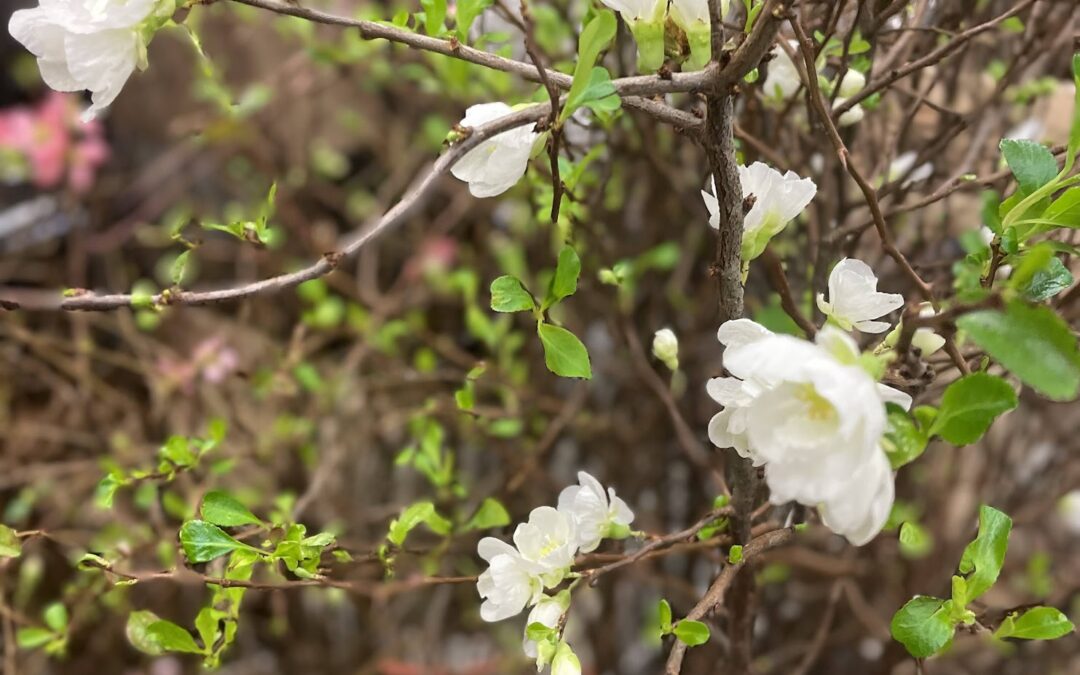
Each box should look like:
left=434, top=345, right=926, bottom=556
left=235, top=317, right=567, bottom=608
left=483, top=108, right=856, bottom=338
left=513, top=506, right=578, bottom=586
left=451, top=102, right=539, bottom=198
left=557, top=471, right=634, bottom=553
left=816, top=258, right=904, bottom=334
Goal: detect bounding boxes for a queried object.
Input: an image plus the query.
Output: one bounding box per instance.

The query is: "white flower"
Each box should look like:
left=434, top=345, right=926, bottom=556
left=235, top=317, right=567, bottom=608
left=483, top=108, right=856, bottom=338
left=882, top=303, right=945, bottom=357
left=514, top=506, right=578, bottom=585
left=703, top=163, right=816, bottom=262
left=522, top=592, right=570, bottom=663
left=834, top=98, right=865, bottom=126
left=710, top=319, right=900, bottom=545
left=599, top=0, right=664, bottom=21
left=888, top=152, right=933, bottom=186
left=816, top=258, right=904, bottom=333
left=557, top=471, right=634, bottom=553
left=476, top=537, right=542, bottom=622
left=451, top=102, right=539, bottom=198
left=9, top=0, right=171, bottom=120
left=763, top=41, right=802, bottom=103
left=836, top=69, right=866, bottom=97
left=652, top=328, right=679, bottom=370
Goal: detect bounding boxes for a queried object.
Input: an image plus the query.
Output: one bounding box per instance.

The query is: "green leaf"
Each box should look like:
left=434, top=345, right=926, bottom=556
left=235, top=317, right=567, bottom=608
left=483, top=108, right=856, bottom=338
left=170, top=250, right=192, bottom=286
left=994, top=606, right=1075, bottom=640
left=1043, top=187, right=1080, bottom=228
left=490, top=275, right=535, bottom=313
left=160, top=435, right=197, bottom=467
left=1020, top=256, right=1073, bottom=301
left=387, top=501, right=451, bottom=547
left=658, top=599, right=673, bottom=633
left=1069, top=52, right=1080, bottom=162
left=545, top=245, right=581, bottom=308
left=179, top=520, right=258, bottom=564
left=146, top=620, right=205, bottom=654
left=464, top=498, right=511, bottom=531
left=0, top=524, right=21, bottom=558
left=890, top=596, right=955, bottom=658
left=957, top=505, right=1012, bottom=602
left=957, top=302, right=1080, bottom=401
left=537, top=322, right=592, bottom=379
left=126, top=611, right=167, bottom=656
left=673, top=620, right=711, bottom=647
left=200, top=491, right=263, bottom=528
left=16, top=627, right=55, bottom=650
left=1000, top=139, right=1058, bottom=193
left=560, top=10, right=617, bottom=123
left=898, top=522, right=933, bottom=559
left=43, top=603, right=67, bottom=633
left=564, top=67, right=620, bottom=119
left=526, top=621, right=556, bottom=642
left=194, top=607, right=220, bottom=654
left=929, top=373, right=1017, bottom=445
left=455, top=0, right=493, bottom=39
left=419, top=0, right=446, bottom=35
left=883, top=404, right=930, bottom=469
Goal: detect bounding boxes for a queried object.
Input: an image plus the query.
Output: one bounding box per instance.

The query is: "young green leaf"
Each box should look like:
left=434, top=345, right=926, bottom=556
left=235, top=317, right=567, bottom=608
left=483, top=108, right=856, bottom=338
left=455, top=0, right=494, bottom=39
left=179, top=520, right=259, bottom=564
left=673, top=620, right=711, bottom=647
left=1019, top=256, right=1073, bottom=301
left=994, top=606, right=1075, bottom=641
left=387, top=501, right=452, bottom=546
left=658, top=599, right=673, bottom=634
left=957, top=302, right=1080, bottom=401
left=957, top=505, right=1012, bottom=602
left=545, top=245, right=581, bottom=308
left=890, top=596, right=955, bottom=658
left=898, top=521, right=933, bottom=559
left=419, top=0, right=446, bottom=35
left=883, top=404, right=930, bottom=469
left=1043, top=187, right=1080, bottom=228
left=126, top=611, right=167, bottom=656
left=145, top=620, right=205, bottom=655
left=0, top=524, right=21, bottom=558
left=16, top=627, right=56, bottom=649
left=537, top=322, right=592, bottom=379
left=43, top=603, right=67, bottom=633
left=560, top=10, right=617, bottom=123
left=929, top=373, right=1017, bottom=445
left=200, top=491, right=263, bottom=528
left=464, top=498, right=511, bottom=531
left=490, top=276, right=536, bottom=313
left=564, top=67, right=619, bottom=119
left=170, top=250, right=192, bottom=286
left=1000, top=139, right=1058, bottom=194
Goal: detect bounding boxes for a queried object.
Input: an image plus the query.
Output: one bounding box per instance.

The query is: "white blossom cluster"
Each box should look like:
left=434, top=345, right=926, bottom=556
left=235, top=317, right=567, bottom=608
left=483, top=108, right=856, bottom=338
left=762, top=41, right=868, bottom=126
left=477, top=471, right=634, bottom=672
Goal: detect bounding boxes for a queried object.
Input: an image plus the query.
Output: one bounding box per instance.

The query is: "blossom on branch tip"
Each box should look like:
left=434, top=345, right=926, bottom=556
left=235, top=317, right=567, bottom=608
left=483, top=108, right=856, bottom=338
left=557, top=471, right=634, bottom=553
left=816, top=258, right=904, bottom=334
left=9, top=0, right=177, bottom=120
left=450, top=102, right=539, bottom=198
left=702, top=162, right=817, bottom=263
left=513, top=506, right=578, bottom=586
left=652, top=328, right=679, bottom=370
left=762, top=41, right=802, bottom=103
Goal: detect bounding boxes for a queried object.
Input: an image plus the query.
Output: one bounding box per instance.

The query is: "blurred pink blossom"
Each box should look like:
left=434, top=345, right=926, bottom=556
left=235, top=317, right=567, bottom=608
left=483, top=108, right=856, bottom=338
left=156, top=336, right=240, bottom=393
left=0, top=92, right=109, bottom=194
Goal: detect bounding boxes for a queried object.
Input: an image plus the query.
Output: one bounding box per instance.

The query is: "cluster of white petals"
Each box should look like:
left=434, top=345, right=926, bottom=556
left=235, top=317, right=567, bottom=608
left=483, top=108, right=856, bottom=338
left=477, top=471, right=633, bottom=670
left=762, top=41, right=802, bottom=103
left=816, top=258, right=904, bottom=333
left=451, top=102, right=540, bottom=198
left=9, top=0, right=175, bottom=120
left=708, top=319, right=910, bottom=545
left=702, top=162, right=817, bottom=263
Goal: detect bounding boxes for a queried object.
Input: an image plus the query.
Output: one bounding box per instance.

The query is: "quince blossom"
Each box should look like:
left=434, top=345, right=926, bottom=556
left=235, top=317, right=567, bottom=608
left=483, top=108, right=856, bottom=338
left=762, top=41, right=802, bottom=103
left=9, top=0, right=177, bottom=120
left=476, top=537, right=542, bottom=622
left=652, top=328, right=679, bottom=370
left=557, top=471, right=635, bottom=553
left=816, top=258, right=904, bottom=333
left=513, top=506, right=578, bottom=586
left=702, top=162, right=817, bottom=263
left=522, top=592, right=570, bottom=664
left=708, top=319, right=905, bottom=545
left=451, top=102, right=539, bottom=198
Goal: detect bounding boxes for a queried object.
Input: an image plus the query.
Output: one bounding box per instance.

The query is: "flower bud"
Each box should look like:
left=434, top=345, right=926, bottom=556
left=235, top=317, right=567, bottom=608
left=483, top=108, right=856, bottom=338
left=652, top=328, right=679, bottom=370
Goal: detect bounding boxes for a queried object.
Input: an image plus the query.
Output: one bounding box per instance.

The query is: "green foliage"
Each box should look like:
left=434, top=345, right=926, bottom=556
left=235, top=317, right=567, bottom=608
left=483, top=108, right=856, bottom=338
left=928, top=373, right=1017, bottom=445
left=898, top=521, right=933, bottom=559
left=657, top=599, right=673, bottom=635
left=386, top=501, right=452, bottom=548
left=180, top=520, right=260, bottom=564
left=957, top=302, right=1080, bottom=401
left=891, top=596, right=954, bottom=658
left=1000, top=139, right=1058, bottom=194
left=200, top=491, right=264, bottom=528
left=490, top=276, right=536, bottom=312
left=882, top=404, right=930, bottom=469
left=673, top=620, right=711, bottom=647
left=560, top=11, right=617, bottom=123
left=537, top=323, right=592, bottom=379
left=994, top=606, right=1075, bottom=640
left=0, top=524, right=21, bottom=558
left=17, top=603, right=68, bottom=656
left=957, top=505, right=1012, bottom=603
left=544, top=246, right=581, bottom=309
left=463, top=498, right=511, bottom=531
left=203, top=183, right=279, bottom=246
left=455, top=0, right=493, bottom=40
left=727, top=544, right=744, bottom=564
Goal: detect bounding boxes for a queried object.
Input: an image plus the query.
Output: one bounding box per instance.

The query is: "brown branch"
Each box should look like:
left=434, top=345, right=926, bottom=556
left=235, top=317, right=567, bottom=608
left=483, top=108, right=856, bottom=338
left=664, top=527, right=796, bottom=674
left=760, top=246, right=817, bottom=336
